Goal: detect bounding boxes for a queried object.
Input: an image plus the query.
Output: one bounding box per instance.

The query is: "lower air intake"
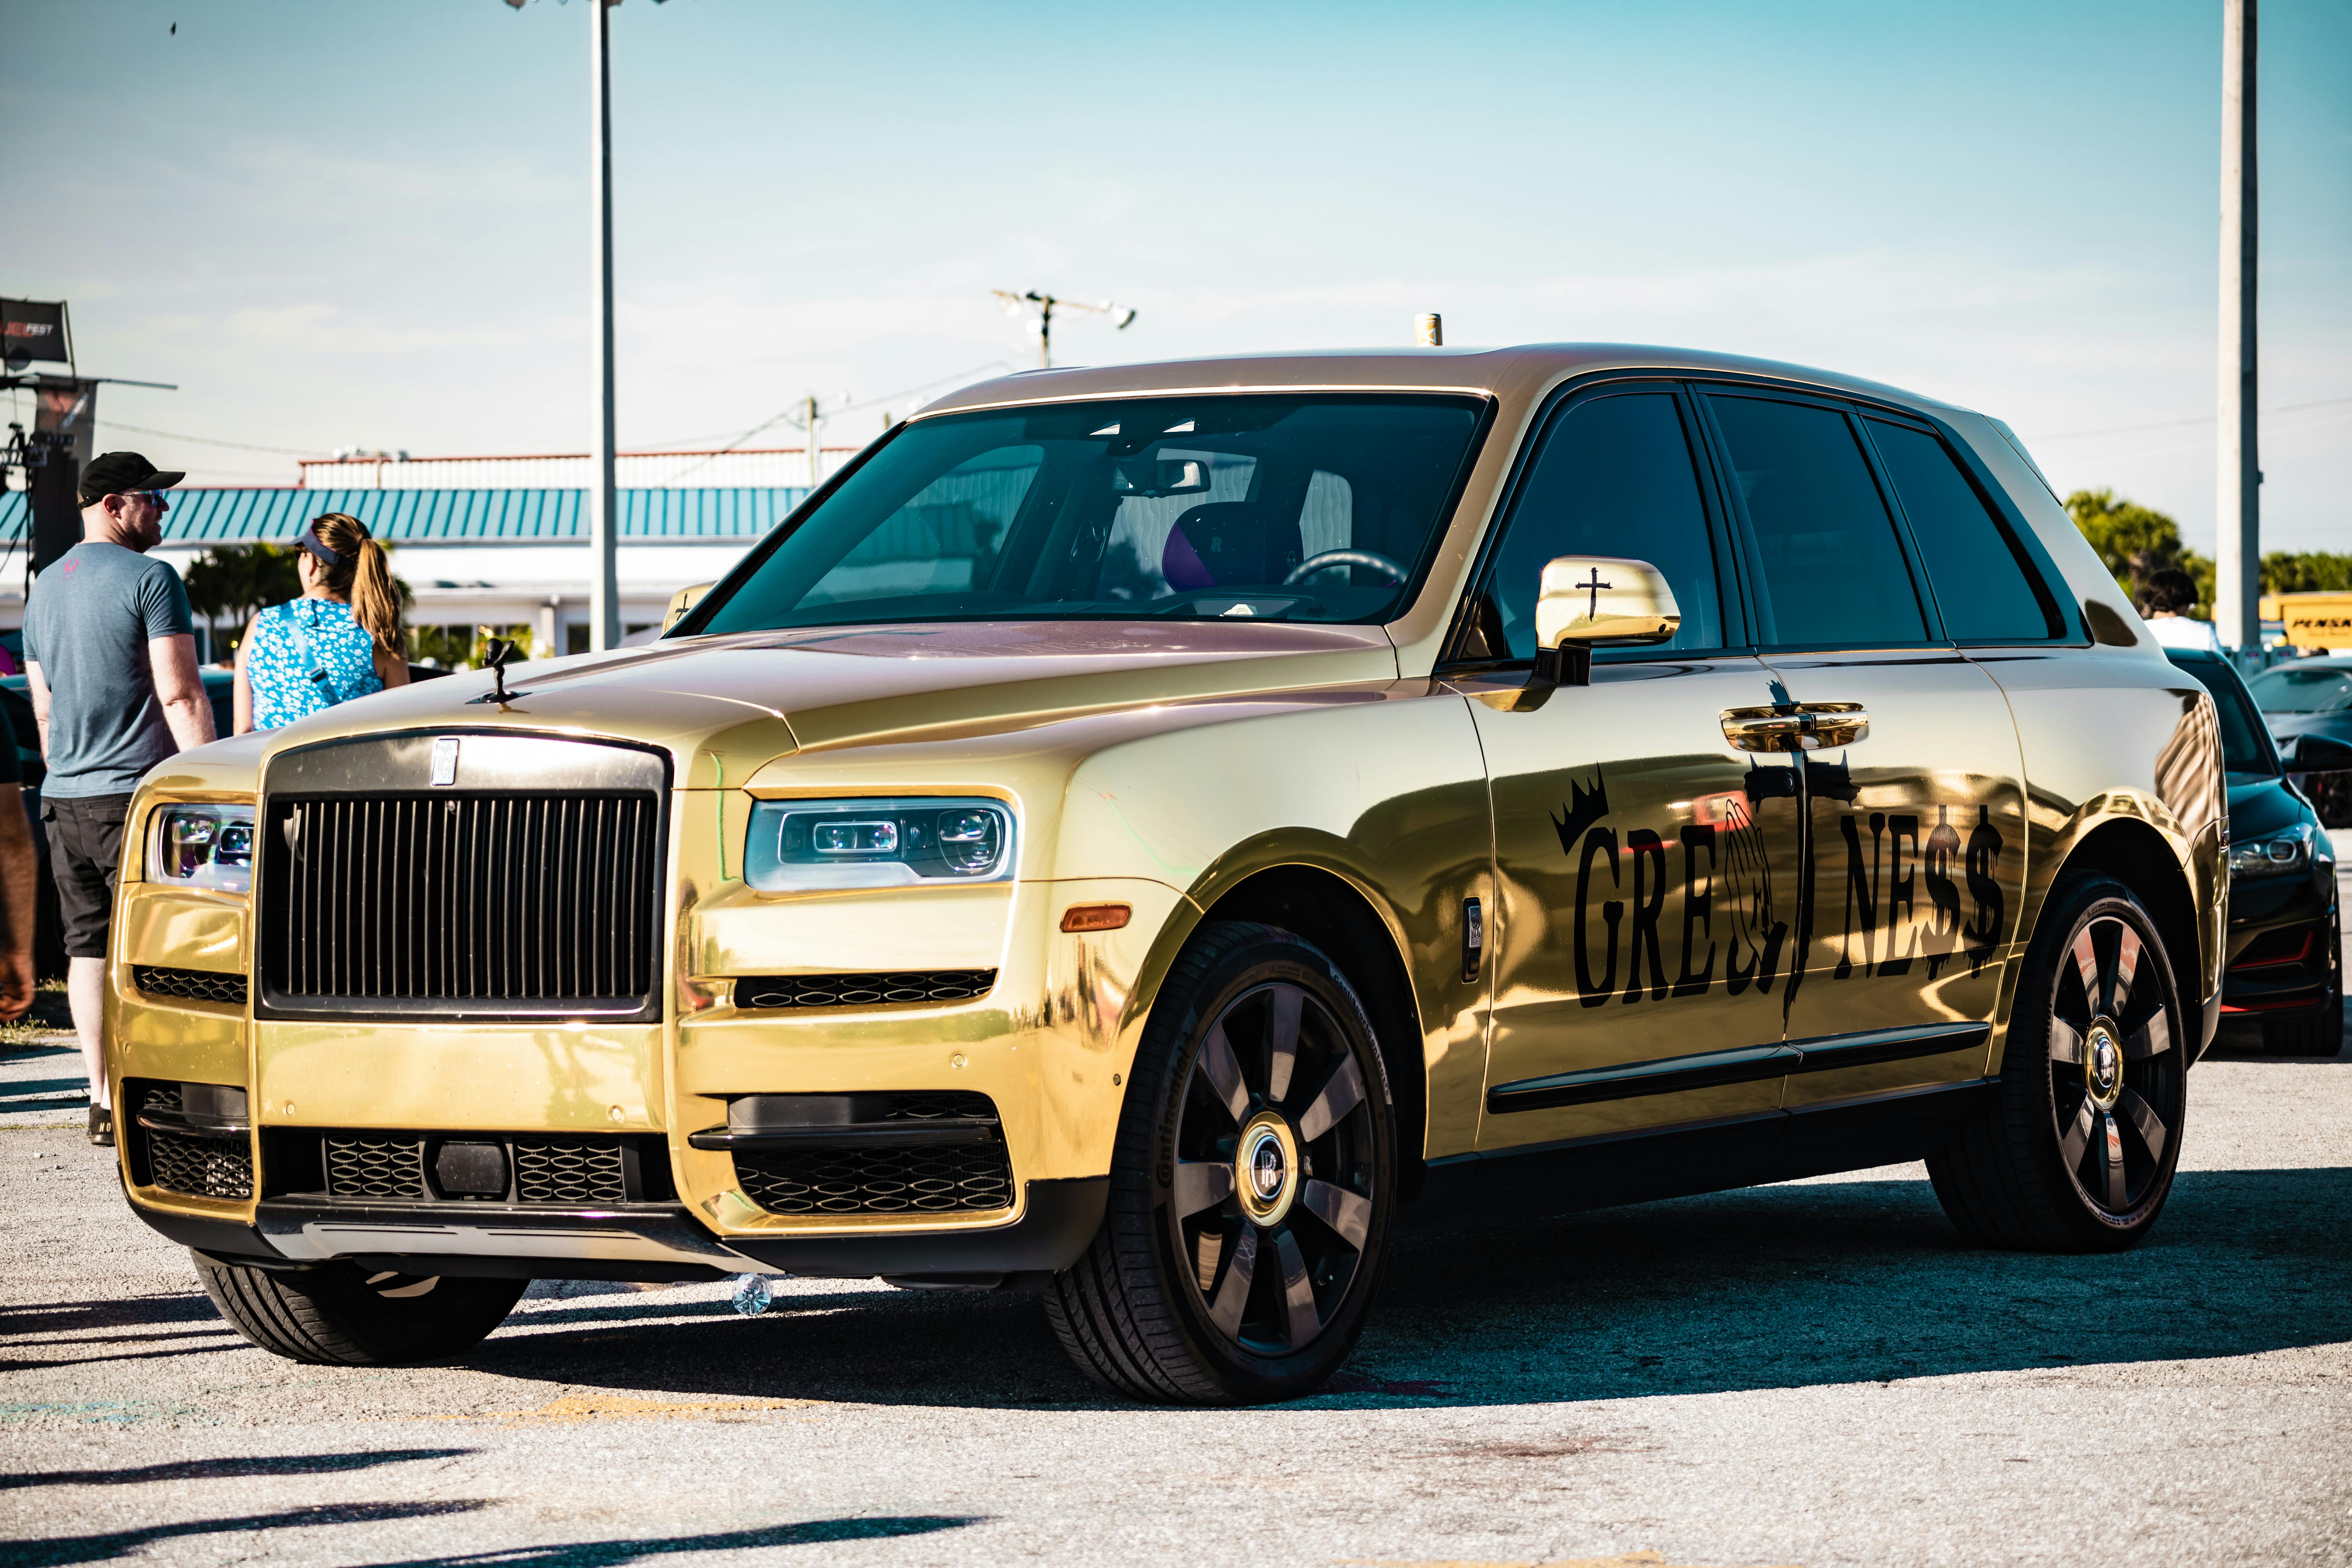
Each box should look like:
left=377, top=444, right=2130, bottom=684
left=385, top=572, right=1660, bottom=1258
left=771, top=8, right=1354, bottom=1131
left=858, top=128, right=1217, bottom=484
left=326, top=1135, right=428, bottom=1199
left=733, top=1141, right=1015, bottom=1216
left=149, top=1132, right=253, bottom=1200
left=513, top=1138, right=628, bottom=1204
left=133, top=966, right=248, bottom=1005
left=735, top=971, right=996, bottom=1009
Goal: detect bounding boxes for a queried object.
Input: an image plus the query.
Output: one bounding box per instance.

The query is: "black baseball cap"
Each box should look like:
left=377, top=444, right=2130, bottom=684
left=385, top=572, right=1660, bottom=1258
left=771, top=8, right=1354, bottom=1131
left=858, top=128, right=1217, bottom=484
left=77, top=451, right=186, bottom=507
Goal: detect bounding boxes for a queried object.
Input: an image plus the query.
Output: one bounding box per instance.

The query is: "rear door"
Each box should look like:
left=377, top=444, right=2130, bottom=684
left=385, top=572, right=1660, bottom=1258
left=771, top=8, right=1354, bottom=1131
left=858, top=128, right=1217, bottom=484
left=1696, top=388, right=2029, bottom=1106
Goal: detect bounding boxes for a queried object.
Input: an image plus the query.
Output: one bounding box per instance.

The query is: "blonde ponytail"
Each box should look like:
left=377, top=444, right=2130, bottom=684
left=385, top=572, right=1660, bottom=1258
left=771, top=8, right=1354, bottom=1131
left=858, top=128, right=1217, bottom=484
left=304, top=512, right=406, bottom=657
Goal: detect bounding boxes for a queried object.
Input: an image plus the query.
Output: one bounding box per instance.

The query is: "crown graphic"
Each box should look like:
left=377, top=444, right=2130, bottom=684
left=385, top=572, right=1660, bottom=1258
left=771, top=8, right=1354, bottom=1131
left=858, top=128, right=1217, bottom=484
left=1550, top=767, right=1610, bottom=853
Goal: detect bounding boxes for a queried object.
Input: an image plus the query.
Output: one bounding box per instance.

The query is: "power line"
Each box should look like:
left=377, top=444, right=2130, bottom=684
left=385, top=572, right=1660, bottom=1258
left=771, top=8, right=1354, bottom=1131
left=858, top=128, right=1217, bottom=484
left=2030, top=393, right=2352, bottom=443
left=658, top=359, right=1020, bottom=482
left=93, top=419, right=326, bottom=456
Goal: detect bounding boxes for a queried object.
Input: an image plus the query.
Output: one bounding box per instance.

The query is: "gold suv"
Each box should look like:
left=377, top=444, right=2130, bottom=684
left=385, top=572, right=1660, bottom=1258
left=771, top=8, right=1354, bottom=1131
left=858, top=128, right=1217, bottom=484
left=115, top=346, right=2225, bottom=1404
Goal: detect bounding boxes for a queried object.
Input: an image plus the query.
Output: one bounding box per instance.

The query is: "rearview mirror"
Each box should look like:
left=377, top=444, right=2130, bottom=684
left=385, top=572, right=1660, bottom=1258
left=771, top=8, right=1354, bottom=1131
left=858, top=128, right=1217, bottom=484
left=664, top=581, right=714, bottom=633
left=1532, top=555, right=1680, bottom=686
left=1112, top=457, right=1211, bottom=499
left=2284, top=732, right=2352, bottom=774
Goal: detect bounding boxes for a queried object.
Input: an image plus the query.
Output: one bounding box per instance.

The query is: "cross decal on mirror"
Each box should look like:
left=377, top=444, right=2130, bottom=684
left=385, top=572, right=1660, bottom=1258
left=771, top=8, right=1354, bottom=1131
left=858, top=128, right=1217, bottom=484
left=1578, top=566, right=1613, bottom=619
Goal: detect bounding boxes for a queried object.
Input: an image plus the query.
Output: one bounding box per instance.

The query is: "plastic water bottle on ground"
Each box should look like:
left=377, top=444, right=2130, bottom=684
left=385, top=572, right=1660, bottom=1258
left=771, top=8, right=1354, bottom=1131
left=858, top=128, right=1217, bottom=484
left=730, top=1272, right=774, bottom=1316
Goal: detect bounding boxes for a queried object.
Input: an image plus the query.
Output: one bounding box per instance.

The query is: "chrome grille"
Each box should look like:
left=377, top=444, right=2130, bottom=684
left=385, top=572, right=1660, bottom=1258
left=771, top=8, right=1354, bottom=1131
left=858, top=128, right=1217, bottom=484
left=133, top=966, right=248, bottom=1005
left=513, top=1138, right=628, bottom=1204
left=326, top=1134, right=428, bottom=1199
left=735, top=970, right=996, bottom=1009
left=734, top=1141, right=1014, bottom=1216
left=263, top=791, right=660, bottom=1013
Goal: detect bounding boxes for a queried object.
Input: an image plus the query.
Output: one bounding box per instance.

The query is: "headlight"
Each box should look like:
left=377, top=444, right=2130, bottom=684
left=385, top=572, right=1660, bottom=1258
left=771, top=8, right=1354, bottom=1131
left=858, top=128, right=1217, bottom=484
left=744, top=797, right=1014, bottom=891
left=2229, top=821, right=2318, bottom=880
left=149, top=804, right=255, bottom=893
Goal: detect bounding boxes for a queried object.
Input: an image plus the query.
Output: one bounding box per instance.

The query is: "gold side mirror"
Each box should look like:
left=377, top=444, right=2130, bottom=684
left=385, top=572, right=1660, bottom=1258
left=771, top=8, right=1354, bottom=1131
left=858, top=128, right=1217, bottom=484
left=663, top=581, right=715, bottom=633
left=1531, top=555, right=1680, bottom=686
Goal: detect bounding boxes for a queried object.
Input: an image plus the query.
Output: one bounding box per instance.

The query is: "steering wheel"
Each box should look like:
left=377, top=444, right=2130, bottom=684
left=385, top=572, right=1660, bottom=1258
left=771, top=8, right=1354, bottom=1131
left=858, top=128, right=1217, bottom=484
left=1283, top=548, right=1407, bottom=586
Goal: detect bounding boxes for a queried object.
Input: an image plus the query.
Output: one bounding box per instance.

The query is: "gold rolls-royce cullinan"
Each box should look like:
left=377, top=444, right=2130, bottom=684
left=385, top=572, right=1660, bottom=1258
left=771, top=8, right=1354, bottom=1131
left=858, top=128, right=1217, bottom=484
left=114, top=346, right=2225, bottom=1404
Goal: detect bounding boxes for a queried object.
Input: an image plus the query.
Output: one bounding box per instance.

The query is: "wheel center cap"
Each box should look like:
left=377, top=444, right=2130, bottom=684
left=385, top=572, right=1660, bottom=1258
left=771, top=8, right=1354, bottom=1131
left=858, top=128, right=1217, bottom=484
left=1235, top=1112, right=1301, bottom=1227
left=2086, top=1019, right=2123, bottom=1105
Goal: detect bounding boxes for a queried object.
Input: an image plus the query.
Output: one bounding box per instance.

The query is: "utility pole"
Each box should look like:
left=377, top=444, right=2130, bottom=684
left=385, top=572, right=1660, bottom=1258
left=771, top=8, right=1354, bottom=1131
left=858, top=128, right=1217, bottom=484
left=587, top=0, right=620, bottom=653
left=803, top=394, right=821, bottom=486
left=2216, top=0, right=2259, bottom=660
left=992, top=290, right=1135, bottom=370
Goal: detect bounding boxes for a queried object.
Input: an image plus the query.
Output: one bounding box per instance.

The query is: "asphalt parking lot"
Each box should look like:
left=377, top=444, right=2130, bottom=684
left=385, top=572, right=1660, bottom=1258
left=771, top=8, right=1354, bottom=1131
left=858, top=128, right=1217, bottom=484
left=3, top=914, right=2346, bottom=1567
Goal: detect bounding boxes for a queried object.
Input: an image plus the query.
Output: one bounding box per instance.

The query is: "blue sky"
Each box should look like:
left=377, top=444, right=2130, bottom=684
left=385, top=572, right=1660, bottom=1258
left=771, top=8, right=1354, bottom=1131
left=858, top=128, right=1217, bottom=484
left=4, top=0, right=2346, bottom=551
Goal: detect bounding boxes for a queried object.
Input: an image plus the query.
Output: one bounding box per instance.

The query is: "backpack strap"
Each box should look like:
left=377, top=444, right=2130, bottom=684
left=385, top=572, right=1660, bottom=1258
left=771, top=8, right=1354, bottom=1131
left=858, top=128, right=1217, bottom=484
left=286, top=600, right=342, bottom=708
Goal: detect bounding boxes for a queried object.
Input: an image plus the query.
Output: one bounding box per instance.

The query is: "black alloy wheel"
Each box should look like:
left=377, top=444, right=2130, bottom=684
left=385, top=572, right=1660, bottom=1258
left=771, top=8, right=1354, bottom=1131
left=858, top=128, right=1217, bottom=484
left=1047, top=922, right=1395, bottom=1404
left=1931, top=873, right=2188, bottom=1252
left=2045, top=911, right=2185, bottom=1217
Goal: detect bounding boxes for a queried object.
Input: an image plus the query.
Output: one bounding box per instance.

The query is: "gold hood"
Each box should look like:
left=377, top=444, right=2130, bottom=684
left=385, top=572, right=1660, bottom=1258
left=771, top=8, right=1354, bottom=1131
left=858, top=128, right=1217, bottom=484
left=195, top=621, right=1401, bottom=792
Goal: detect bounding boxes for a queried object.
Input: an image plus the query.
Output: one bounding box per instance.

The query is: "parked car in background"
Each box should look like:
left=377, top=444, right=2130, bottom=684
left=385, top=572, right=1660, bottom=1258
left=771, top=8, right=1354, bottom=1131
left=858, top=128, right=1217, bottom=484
left=2247, top=655, right=2352, bottom=828
left=2168, top=649, right=2343, bottom=1056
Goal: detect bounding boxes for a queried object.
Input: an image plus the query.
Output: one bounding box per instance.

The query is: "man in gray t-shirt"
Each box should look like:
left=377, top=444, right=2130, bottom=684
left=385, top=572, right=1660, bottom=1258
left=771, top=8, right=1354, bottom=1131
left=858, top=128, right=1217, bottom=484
left=24, top=451, right=218, bottom=1146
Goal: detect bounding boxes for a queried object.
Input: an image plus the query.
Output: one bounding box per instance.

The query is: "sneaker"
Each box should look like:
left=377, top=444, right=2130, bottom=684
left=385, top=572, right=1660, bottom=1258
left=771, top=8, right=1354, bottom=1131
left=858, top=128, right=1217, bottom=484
left=88, top=1106, right=113, bottom=1147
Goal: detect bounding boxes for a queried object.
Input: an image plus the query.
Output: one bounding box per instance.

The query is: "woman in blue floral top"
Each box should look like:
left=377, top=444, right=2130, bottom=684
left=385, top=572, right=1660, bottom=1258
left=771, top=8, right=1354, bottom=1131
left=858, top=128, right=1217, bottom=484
left=233, top=512, right=410, bottom=732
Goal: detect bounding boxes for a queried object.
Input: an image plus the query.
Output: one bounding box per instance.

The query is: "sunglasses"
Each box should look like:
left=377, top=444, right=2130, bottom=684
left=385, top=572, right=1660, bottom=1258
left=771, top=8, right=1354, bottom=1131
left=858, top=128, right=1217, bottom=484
left=110, top=489, right=166, bottom=509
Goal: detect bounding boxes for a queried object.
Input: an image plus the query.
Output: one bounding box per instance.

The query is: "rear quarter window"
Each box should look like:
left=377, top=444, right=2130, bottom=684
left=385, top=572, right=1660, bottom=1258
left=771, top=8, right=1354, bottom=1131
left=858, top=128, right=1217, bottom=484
left=1866, top=419, right=2060, bottom=643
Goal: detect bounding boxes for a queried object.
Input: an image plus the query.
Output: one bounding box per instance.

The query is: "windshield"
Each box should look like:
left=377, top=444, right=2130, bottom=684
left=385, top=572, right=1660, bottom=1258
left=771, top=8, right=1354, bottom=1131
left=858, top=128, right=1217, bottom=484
left=2167, top=651, right=2279, bottom=782
left=2247, top=664, right=2352, bottom=714
left=691, top=393, right=1487, bottom=634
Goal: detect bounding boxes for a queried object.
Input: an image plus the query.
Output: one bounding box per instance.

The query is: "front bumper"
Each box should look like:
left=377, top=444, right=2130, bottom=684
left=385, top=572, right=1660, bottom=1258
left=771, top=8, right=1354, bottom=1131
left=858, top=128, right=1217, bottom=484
left=2219, top=867, right=2338, bottom=1022
left=130, top=1179, right=1109, bottom=1284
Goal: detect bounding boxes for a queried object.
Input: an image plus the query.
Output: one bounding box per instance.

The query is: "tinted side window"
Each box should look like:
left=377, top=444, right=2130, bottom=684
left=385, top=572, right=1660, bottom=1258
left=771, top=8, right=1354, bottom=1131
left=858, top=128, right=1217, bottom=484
left=1707, top=394, right=1927, bottom=648
left=1867, top=420, right=2055, bottom=642
left=1476, top=393, right=1724, bottom=659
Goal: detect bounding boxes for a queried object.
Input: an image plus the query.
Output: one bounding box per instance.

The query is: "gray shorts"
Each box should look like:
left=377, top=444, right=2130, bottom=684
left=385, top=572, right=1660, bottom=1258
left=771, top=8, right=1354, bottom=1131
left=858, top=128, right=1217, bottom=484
left=42, top=793, right=131, bottom=960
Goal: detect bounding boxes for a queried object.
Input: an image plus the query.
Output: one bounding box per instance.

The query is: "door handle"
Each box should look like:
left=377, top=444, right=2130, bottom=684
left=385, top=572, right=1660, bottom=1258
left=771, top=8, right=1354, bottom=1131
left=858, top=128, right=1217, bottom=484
left=1720, top=702, right=1869, bottom=753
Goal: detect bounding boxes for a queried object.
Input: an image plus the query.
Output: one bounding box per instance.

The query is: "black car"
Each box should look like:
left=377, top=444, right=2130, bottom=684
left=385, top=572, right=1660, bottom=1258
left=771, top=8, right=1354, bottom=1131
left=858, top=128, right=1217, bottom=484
left=2247, top=655, right=2352, bottom=828
left=2168, top=649, right=2344, bottom=1056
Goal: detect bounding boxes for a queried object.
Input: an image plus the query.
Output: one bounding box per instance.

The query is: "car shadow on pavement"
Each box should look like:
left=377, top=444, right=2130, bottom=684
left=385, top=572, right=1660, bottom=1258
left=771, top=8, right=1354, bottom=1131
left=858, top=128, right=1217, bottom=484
left=1, top=1291, right=226, bottom=1338
left=467, top=1163, right=2352, bottom=1411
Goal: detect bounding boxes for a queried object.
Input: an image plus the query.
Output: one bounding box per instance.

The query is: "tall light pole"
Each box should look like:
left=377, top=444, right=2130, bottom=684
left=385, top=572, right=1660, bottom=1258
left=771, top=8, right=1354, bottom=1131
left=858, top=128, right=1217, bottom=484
left=587, top=0, right=620, bottom=652
left=2216, top=0, right=2259, bottom=660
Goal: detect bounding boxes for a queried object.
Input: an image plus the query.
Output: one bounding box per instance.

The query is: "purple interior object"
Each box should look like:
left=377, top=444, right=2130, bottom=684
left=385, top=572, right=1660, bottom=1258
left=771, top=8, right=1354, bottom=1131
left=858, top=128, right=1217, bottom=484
left=1162, top=525, right=1215, bottom=591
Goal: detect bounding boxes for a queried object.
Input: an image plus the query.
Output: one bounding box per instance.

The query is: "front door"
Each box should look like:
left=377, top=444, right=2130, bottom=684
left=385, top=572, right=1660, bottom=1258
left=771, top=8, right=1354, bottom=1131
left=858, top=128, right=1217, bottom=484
left=1452, top=383, right=1807, bottom=1154
left=1698, top=388, right=2029, bottom=1110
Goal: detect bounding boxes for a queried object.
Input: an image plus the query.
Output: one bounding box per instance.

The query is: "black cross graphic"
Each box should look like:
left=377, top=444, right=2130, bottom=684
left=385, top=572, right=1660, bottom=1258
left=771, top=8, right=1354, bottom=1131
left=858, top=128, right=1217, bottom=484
left=1577, top=566, right=1612, bottom=619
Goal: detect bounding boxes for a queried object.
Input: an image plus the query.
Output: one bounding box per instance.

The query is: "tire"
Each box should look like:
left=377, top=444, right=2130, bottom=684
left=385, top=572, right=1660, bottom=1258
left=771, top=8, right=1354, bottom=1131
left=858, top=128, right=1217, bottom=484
left=2262, top=899, right=2343, bottom=1059
left=1929, top=873, right=2189, bottom=1252
left=1046, top=921, right=1396, bottom=1405
left=195, top=1252, right=527, bottom=1366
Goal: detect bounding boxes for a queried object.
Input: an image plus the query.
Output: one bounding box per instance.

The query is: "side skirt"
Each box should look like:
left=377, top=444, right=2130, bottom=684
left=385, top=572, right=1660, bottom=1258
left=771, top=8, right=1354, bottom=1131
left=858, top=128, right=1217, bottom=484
left=1420, top=1070, right=1998, bottom=1224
